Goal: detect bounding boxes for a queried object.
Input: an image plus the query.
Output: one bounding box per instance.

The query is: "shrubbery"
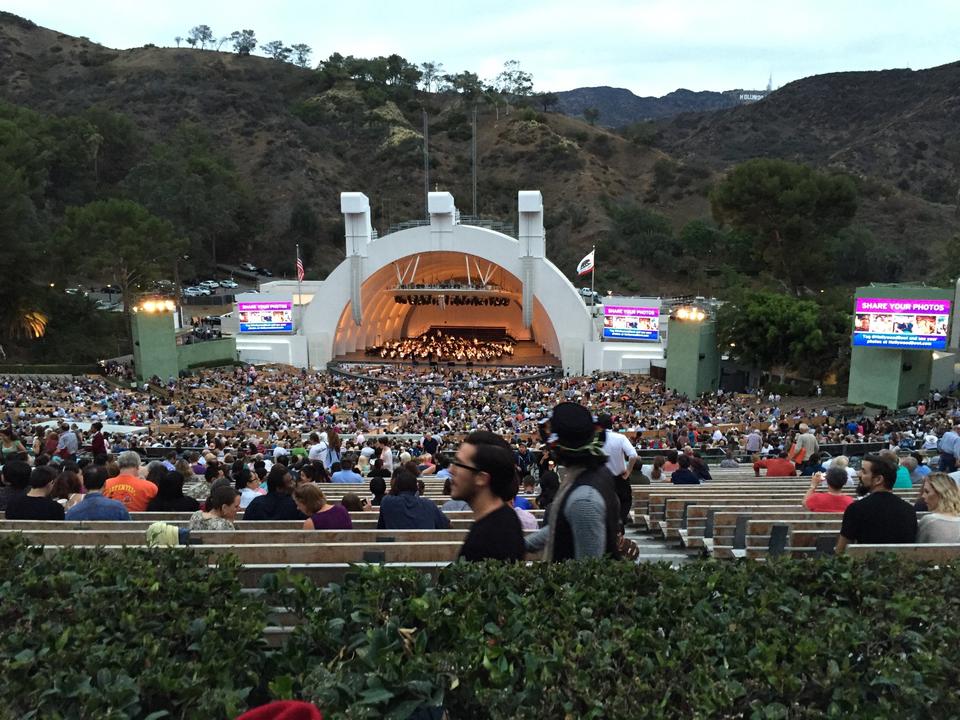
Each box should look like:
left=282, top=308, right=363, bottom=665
left=3, top=536, right=960, bottom=719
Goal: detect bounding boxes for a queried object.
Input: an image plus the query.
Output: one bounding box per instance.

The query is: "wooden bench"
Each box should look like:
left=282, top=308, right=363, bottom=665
left=845, top=543, right=960, bottom=561
left=0, top=529, right=476, bottom=546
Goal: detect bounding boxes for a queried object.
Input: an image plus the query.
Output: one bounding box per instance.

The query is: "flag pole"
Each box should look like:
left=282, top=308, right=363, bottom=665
left=296, top=243, right=310, bottom=370
left=590, top=244, right=595, bottom=297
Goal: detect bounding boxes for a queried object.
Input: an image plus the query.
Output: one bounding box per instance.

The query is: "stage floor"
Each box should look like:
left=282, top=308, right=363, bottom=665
left=333, top=340, right=560, bottom=368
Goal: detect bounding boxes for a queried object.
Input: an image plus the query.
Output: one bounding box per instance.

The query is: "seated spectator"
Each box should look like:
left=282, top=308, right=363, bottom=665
left=368, top=458, right=391, bottom=480
left=753, top=452, right=796, bottom=478
left=331, top=457, right=364, bottom=484
left=508, top=478, right=539, bottom=531
left=670, top=454, right=701, bottom=485
left=147, top=471, right=201, bottom=512
left=340, top=492, right=368, bottom=512
left=50, top=464, right=85, bottom=511
left=662, top=450, right=680, bottom=473
left=66, top=466, right=130, bottom=521
left=822, top=455, right=857, bottom=484
left=440, top=477, right=471, bottom=511
left=434, top=455, right=452, bottom=480
left=243, top=466, right=306, bottom=521
left=0, top=460, right=31, bottom=512
left=799, top=452, right=826, bottom=477
left=189, top=484, right=241, bottom=531
left=917, top=473, right=960, bottom=543
left=234, top=468, right=265, bottom=509
left=369, top=476, right=387, bottom=507
left=103, top=451, right=158, bottom=512
left=719, top=450, right=740, bottom=469
left=294, top=484, right=353, bottom=530
left=879, top=449, right=913, bottom=489
left=537, top=463, right=559, bottom=513
left=5, top=466, right=64, bottom=520
left=836, top=454, right=917, bottom=553
left=690, top=452, right=712, bottom=481
left=642, top=455, right=666, bottom=481
left=804, top=468, right=854, bottom=513
left=377, top=469, right=450, bottom=529
left=899, top=456, right=925, bottom=485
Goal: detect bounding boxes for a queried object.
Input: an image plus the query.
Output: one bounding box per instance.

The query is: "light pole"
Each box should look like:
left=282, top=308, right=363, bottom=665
left=173, top=254, right=190, bottom=329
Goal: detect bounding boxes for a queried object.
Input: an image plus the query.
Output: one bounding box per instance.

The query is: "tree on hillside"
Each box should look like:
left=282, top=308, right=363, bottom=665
left=261, top=40, right=292, bottom=62
left=215, top=36, right=230, bottom=51
left=174, top=36, right=182, bottom=48
left=710, top=159, right=857, bottom=291
left=495, top=60, right=534, bottom=97
left=717, top=289, right=844, bottom=381
left=583, top=107, right=600, bottom=125
left=444, top=71, right=484, bottom=103
left=537, top=92, right=559, bottom=112
left=0, top=161, right=47, bottom=343
left=121, top=123, right=261, bottom=269
left=230, top=30, right=257, bottom=56
left=291, top=43, right=312, bottom=68
left=607, top=203, right=675, bottom=268
left=187, top=25, right=214, bottom=50
left=55, top=199, right=187, bottom=318
left=420, top=61, right=445, bottom=92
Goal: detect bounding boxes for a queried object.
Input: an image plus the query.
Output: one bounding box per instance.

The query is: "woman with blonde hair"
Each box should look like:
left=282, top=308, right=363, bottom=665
left=917, top=473, right=960, bottom=543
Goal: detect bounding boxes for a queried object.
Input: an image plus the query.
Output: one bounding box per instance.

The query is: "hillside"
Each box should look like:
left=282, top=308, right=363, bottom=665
left=554, top=86, right=743, bottom=127
left=657, top=63, right=960, bottom=206
left=1, top=11, right=959, bottom=296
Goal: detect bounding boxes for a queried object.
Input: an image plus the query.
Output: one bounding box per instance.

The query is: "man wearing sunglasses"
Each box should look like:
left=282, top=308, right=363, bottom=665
left=450, top=430, right=526, bottom=562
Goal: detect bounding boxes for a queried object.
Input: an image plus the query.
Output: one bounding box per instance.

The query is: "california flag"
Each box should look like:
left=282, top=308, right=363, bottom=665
left=576, top=249, right=595, bottom=276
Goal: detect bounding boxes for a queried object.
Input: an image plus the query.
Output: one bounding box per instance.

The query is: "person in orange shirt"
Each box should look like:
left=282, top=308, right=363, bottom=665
left=103, top=451, right=158, bottom=512
left=753, top=452, right=797, bottom=477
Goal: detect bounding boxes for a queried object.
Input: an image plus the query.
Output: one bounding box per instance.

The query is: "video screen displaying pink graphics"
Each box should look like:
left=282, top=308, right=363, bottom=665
left=602, top=305, right=660, bottom=341
left=853, top=297, right=951, bottom=349
left=237, top=300, right=293, bottom=333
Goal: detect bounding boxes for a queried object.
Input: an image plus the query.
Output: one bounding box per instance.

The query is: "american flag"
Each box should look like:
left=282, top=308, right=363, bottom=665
left=296, top=254, right=305, bottom=282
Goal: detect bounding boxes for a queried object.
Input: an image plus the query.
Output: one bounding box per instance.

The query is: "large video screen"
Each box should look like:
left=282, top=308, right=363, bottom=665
left=602, top=305, right=660, bottom=341
left=237, top=300, right=293, bottom=333
left=853, top=297, right=951, bottom=349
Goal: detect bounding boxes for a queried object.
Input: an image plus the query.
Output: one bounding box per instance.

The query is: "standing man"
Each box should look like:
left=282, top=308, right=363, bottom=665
left=787, top=423, right=819, bottom=466
left=449, top=431, right=525, bottom=561
left=745, top=428, right=763, bottom=455
left=524, top=403, right=622, bottom=561
left=596, top=413, right=638, bottom=524
left=835, top=454, right=917, bottom=553
left=378, top=437, right=394, bottom=473
left=938, top=423, right=960, bottom=473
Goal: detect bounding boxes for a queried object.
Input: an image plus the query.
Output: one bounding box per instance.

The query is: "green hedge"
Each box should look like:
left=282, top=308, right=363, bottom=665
left=268, top=559, right=960, bottom=719
left=0, top=539, right=268, bottom=719
left=3, top=536, right=960, bottom=719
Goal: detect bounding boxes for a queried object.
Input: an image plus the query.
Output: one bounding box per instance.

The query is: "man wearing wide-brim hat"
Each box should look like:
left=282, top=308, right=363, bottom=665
left=524, top=402, right=623, bottom=561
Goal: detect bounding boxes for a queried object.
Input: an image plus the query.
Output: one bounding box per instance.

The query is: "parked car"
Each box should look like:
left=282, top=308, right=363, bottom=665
left=182, top=287, right=203, bottom=297
left=200, top=280, right=221, bottom=289
left=239, top=262, right=258, bottom=272
left=219, top=279, right=239, bottom=289
left=256, top=267, right=273, bottom=277
left=64, top=287, right=87, bottom=296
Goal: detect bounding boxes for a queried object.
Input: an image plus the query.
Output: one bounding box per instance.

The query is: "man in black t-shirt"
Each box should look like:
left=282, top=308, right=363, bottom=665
left=450, top=431, right=525, bottom=562
left=836, top=454, right=917, bottom=553
left=5, top=465, right=64, bottom=521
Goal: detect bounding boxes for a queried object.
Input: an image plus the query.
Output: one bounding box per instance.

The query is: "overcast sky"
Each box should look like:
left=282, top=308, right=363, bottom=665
left=7, top=0, right=959, bottom=96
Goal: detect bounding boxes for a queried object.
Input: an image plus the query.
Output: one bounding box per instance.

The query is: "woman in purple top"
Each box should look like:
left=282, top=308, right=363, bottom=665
left=293, top=483, right=353, bottom=530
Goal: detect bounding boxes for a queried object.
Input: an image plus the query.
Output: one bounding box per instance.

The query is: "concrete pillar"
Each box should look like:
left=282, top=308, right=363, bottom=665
left=518, top=190, right=544, bottom=329
left=341, top=192, right=370, bottom=326
left=428, top=192, right=456, bottom=251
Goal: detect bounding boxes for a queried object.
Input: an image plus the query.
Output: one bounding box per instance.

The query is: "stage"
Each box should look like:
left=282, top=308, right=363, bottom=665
left=333, top=339, right=561, bottom=368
